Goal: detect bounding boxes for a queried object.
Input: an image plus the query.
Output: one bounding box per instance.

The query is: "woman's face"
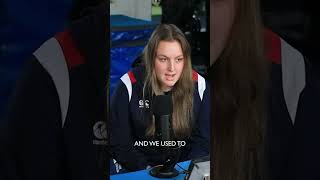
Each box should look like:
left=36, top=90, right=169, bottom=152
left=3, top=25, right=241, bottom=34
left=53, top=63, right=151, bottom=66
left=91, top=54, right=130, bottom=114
left=210, top=0, right=236, bottom=66
left=154, top=40, right=185, bottom=92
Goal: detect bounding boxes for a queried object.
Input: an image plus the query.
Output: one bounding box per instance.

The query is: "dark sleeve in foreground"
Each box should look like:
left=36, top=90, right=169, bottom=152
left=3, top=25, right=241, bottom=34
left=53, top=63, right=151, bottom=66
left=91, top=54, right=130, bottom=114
left=1, top=57, right=64, bottom=180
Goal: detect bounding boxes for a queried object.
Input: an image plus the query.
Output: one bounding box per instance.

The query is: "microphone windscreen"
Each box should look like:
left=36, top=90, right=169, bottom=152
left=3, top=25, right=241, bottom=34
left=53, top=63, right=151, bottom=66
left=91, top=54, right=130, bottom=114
left=153, top=95, right=173, bottom=116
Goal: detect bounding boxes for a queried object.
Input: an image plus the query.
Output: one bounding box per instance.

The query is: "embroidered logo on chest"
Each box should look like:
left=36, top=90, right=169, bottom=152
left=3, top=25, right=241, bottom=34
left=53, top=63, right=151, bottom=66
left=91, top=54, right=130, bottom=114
left=138, top=99, right=150, bottom=109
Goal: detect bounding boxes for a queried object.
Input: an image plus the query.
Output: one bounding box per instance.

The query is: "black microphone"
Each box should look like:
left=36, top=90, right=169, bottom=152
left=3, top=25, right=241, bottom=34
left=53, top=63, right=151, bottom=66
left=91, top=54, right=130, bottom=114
left=153, top=94, right=173, bottom=142
left=149, top=95, right=179, bottom=178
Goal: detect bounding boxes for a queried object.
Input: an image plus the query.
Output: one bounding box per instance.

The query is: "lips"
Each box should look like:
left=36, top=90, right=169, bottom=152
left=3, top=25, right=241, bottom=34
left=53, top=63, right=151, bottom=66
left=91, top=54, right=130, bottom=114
left=165, top=74, right=175, bottom=81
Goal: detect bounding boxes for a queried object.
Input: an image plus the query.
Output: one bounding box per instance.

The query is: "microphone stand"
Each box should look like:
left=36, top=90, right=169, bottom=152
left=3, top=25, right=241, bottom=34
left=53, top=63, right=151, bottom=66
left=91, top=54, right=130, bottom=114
left=149, top=95, right=180, bottom=178
left=149, top=145, right=180, bottom=178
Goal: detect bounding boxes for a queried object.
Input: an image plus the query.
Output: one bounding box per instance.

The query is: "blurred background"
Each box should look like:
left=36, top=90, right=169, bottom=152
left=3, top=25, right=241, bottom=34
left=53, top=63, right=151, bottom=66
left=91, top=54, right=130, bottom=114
left=0, top=0, right=106, bottom=123
left=0, top=0, right=317, bottom=123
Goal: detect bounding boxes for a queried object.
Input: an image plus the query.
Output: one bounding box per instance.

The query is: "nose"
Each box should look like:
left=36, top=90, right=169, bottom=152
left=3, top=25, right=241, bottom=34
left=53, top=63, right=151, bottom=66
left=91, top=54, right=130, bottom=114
left=168, top=60, right=175, bottom=71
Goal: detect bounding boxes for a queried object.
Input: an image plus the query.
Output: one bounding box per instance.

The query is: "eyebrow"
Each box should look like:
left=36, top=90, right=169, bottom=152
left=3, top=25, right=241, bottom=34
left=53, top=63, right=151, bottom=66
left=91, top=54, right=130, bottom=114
left=157, top=54, right=184, bottom=59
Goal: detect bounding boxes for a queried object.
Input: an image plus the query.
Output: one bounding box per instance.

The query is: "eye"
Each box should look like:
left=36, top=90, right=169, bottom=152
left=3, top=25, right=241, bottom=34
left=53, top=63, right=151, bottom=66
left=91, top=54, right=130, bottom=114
left=158, top=57, right=167, bottom=62
left=176, top=58, right=184, bottom=63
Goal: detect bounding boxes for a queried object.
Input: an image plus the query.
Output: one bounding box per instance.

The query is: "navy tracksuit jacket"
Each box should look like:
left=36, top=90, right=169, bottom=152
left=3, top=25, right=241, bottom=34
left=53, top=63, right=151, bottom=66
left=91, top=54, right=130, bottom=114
left=110, top=66, right=211, bottom=171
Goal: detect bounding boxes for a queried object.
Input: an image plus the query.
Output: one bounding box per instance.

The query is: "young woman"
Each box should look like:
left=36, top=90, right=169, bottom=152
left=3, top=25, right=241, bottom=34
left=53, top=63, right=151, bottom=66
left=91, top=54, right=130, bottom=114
left=210, top=0, right=317, bottom=179
left=110, top=24, right=210, bottom=172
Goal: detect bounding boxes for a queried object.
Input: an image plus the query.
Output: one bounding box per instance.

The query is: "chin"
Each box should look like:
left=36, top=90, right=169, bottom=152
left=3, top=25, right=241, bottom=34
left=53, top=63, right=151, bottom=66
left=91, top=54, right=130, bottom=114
left=165, top=82, right=176, bottom=88
left=161, top=78, right=177, bottom=88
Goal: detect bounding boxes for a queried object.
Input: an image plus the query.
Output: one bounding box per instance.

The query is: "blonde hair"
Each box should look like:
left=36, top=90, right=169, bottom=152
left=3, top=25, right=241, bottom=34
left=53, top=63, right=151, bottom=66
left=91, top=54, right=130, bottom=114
left=143, top=24, right=194, bottom=138
left=210, top=0, right=269, bottom=179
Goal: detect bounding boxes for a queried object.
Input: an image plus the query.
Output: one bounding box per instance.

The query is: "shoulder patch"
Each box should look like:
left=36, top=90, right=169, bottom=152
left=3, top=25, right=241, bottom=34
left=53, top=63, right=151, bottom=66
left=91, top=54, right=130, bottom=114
left=193, top=70, right=198, bottom=81
left=193, top=71, right=206, bottom=101
left=55, top=30, right=85, bottom=69
left=120, top=73, right=133, bottom=102
left=33, top=38, right=70, bottom=127
left=128, top=71, right=137, bottom=84
left=264, top=29, right=281, bottom=64
left=280, top=38, right=305, bottom=124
